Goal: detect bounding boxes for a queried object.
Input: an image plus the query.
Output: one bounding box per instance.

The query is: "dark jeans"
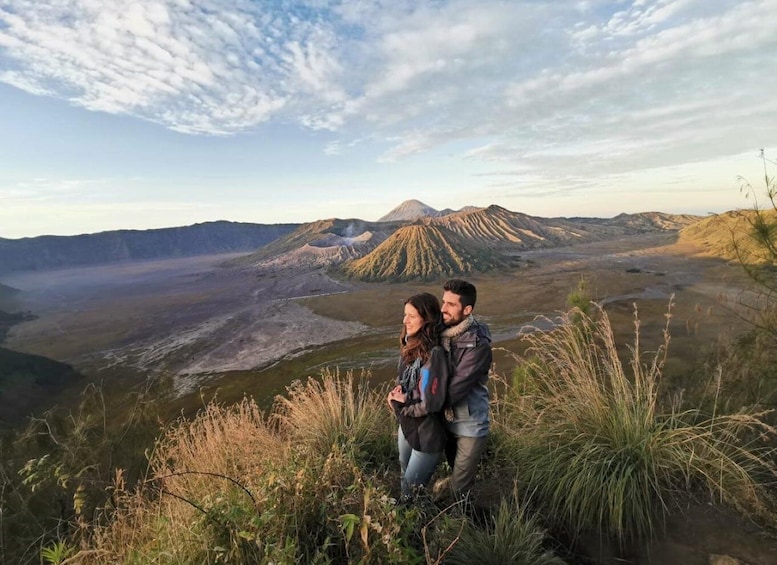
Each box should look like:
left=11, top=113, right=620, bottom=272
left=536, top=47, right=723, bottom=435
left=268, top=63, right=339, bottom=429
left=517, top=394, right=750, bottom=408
left=445, top=434, right=488, bottom=494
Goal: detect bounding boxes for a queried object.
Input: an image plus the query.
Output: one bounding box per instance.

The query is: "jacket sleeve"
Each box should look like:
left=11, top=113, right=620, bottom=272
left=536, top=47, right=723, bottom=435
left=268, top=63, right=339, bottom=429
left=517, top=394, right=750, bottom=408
left=400, top=347, right=449, bottom=418
left=447, top=339, right=492, bottom=406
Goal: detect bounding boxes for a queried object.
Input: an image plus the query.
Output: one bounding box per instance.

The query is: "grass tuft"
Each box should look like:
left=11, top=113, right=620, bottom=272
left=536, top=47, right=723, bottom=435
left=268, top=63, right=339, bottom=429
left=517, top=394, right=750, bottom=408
left=271, top=368, right=395, bottom=467
left=446, top=490, right=566, bottom=565
left=499, top=301, right=777, bottom=545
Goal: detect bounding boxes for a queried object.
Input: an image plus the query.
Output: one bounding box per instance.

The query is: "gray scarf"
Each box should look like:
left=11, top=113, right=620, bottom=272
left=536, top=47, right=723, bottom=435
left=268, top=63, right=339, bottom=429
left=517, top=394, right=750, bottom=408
left=441, top=314, right=475, bottom=352
left=399, top=357, right=421, bottom=393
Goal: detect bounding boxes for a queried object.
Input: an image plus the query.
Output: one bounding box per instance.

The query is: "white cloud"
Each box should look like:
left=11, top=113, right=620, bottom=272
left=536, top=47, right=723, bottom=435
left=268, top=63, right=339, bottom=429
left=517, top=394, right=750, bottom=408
left=0, top=0, right=346, bottom=133
left=0, top=0, right=774, bottom=190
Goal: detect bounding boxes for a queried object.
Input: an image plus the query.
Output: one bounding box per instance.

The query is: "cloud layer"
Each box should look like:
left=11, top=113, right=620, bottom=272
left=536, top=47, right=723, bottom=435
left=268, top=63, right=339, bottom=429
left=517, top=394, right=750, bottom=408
left=1, top=0, right=775, bottom=175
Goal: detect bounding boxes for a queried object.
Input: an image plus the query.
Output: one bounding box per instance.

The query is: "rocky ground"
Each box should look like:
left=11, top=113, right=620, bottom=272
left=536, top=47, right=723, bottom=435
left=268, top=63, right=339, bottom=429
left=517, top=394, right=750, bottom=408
left=1, top=254, right=369, bottom=395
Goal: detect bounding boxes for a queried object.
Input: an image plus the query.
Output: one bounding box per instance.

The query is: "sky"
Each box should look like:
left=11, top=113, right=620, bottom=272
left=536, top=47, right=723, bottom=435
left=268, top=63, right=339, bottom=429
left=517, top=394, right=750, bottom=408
left=0, top=0, right=775, bottom=239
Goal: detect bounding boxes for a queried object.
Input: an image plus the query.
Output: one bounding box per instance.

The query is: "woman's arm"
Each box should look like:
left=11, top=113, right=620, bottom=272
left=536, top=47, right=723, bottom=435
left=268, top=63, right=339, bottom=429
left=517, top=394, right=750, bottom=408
left=400, top=347, right=449, bottom=418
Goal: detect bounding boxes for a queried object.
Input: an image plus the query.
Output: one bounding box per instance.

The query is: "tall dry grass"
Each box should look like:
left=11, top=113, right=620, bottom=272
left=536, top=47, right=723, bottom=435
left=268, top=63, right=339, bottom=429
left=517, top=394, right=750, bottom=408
left=70, top=369, right=419, bottom=564
left=496, top=302, right=777, bottom=545
left=271, top=368, right=395, bottom=467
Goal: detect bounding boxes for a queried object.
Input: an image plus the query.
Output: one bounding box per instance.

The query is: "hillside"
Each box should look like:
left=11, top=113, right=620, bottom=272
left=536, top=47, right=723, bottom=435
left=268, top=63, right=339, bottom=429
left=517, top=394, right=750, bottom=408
left=232, top=218, right=406, bottom=268
left=0, top=221, right=298, bottom=275
left=677, top=209, right=776, bottom=263
left=0, top=346, right=83, bottom=427
left=428, top=206, right=701, bottom=249
left=0, top=283, right=19, bottom=308
left=427, top=204, right=590, bottom=247
left=606, top=211, right=702, bottom=231
left=239, top=205, right=703, bottom=281
left=339, top=224, right=508, bottom=281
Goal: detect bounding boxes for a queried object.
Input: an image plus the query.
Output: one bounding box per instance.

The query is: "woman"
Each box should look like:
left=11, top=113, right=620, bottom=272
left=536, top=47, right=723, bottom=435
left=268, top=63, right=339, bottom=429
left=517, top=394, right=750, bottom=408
left=387, top=292, right=449, bottom=499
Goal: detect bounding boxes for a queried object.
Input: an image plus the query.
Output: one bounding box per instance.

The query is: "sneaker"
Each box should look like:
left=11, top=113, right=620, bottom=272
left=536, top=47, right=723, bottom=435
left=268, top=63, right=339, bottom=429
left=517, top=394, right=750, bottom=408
left=432, top=476, right=451, bottom=501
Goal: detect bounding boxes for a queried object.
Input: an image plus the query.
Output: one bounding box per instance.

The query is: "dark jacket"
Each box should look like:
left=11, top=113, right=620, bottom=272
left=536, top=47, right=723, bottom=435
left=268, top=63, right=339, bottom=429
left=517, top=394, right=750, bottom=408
left=446, top=320, right=492, bottom=438
left=392, top=345, right=449, bottom=453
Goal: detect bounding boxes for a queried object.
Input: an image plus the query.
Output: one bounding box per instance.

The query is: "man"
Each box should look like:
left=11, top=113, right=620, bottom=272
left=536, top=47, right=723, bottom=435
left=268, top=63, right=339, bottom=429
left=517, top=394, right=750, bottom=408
left=439, top=278, right=492, bottom=497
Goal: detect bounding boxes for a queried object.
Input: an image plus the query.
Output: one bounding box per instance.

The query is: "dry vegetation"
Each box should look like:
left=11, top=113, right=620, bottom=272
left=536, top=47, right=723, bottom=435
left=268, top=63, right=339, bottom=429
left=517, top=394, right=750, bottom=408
left=4, top=302, right=776, bottom=565
left=678, top=209, right=777, bottom=262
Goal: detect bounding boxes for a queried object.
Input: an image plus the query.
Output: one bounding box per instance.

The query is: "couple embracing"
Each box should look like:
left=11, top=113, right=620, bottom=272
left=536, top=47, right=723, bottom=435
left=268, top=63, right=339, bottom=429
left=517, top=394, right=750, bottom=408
left=387, top=279, right=492, bottom=501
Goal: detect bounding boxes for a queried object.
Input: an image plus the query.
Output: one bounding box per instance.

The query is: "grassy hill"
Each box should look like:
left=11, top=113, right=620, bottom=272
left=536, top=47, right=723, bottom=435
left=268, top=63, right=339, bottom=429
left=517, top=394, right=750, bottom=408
left=340, top=224, right=509, bottom=281
left=677, top=209, right=777, bottom=263
left=0, top=346, right=83, bottom=427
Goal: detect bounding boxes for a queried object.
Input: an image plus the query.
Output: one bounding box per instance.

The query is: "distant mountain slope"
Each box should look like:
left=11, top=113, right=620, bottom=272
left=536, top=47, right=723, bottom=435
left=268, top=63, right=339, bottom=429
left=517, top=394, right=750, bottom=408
left=240, top=205, right=704, bottom=282
left=677, top=209, right=773, bottom=262
left=427, top=205, right=582, bottom=247
left=378, top=199, right=442, bottom=222
left=0, top=283, right=19, bottom=302
left=340, top=224, right=507, bottom=281
left=427, top=206, right=702, bottom=250
left=0, top=221, right=298, bottom=274
left=233, top=218, right=406, bottom=268
left=606, top=211, right=703, bottom=231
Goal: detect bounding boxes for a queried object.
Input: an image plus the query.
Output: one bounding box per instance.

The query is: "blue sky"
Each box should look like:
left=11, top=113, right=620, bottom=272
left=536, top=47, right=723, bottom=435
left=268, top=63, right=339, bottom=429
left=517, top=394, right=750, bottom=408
left=1, top=0, right=775, bottom=238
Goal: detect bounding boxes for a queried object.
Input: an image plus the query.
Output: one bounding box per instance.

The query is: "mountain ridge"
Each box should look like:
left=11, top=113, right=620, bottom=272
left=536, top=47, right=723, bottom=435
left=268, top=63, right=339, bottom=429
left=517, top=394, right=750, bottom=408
left=251, top=203, right=702, bottom=281
left=0, top=220, right=299, bottom=275
left=339, top=224, right=509, bottom=281
left=0, top=201, right=704, bottom=279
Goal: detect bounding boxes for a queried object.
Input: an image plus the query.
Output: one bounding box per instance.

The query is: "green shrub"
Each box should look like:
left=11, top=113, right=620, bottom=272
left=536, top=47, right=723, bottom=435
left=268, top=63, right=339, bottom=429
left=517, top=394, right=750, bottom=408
left=501, top=303, right=777, bottom=545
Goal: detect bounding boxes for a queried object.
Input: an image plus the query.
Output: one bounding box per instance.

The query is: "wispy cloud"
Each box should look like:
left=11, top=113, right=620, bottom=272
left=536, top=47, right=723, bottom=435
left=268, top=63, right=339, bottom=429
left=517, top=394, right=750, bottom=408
left=0, top=177, right=105, bottom=201
left=0, top=0, right=775, bottom=180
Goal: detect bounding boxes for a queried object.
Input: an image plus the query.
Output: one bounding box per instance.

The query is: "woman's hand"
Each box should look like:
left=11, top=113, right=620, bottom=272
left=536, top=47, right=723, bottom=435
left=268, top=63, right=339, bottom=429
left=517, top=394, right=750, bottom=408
left=387, top=385, right=407, bottom=407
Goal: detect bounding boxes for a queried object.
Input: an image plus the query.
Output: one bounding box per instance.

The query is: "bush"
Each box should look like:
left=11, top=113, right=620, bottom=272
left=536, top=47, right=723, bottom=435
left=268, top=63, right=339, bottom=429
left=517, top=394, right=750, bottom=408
left=271, top=368, right=395, bottom=469
left=0, top=383, right=159, bottom=565
left=499, top=302, right=777, bottom=546
left=71, top=370, right=422, bottom=564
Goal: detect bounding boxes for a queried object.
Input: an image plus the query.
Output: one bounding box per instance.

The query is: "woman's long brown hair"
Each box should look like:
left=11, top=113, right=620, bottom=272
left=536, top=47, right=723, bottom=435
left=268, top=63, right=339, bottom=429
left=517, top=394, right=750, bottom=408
left=400, top=292, right=442, bottom=364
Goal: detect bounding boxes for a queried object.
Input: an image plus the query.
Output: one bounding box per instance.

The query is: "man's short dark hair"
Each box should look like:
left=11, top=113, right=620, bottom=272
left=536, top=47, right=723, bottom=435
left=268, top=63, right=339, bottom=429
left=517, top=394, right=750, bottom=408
left=443, top=279, right=477, bottom=309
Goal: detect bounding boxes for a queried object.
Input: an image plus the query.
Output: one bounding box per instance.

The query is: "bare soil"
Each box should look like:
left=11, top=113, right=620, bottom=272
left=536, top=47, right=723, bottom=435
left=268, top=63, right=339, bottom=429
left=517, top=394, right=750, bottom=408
left=1, top=254, right=368, bottom=395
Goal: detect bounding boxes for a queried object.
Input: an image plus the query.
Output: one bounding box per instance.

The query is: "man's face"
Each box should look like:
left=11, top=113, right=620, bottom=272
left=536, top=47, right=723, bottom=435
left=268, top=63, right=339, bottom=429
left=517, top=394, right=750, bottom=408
left=441, top=290, right=472, bottom=326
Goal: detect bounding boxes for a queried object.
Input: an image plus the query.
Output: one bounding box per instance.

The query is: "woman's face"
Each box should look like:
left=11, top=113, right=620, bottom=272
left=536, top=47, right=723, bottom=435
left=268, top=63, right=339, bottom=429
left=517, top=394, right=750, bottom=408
left=403, top=303, right=425, bottom=337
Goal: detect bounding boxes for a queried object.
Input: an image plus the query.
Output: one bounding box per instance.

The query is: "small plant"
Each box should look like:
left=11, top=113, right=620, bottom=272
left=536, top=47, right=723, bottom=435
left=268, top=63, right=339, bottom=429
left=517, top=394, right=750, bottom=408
left=446, top=491, right=566, bottom=565
left=41, top=540, right=75, bottom=565
left=730, top=149, right=777, bottom=335
left=565, top=276, right=593, bottom=321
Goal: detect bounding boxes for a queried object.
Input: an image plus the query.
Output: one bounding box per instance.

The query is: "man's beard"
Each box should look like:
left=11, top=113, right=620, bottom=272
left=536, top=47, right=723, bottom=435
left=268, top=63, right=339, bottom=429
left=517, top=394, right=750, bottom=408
left=443, top=314, right=462, bottom=326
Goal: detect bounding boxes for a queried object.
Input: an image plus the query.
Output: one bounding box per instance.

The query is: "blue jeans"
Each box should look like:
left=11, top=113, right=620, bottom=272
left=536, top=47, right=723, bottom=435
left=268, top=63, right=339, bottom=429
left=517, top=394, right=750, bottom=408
left=398, top=426, right=442, bottom=497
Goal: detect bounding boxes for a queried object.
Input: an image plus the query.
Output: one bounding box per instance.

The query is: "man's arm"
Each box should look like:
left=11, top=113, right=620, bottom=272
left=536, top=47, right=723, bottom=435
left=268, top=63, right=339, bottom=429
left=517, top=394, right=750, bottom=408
left=447, top=341, right=492, bottom=406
